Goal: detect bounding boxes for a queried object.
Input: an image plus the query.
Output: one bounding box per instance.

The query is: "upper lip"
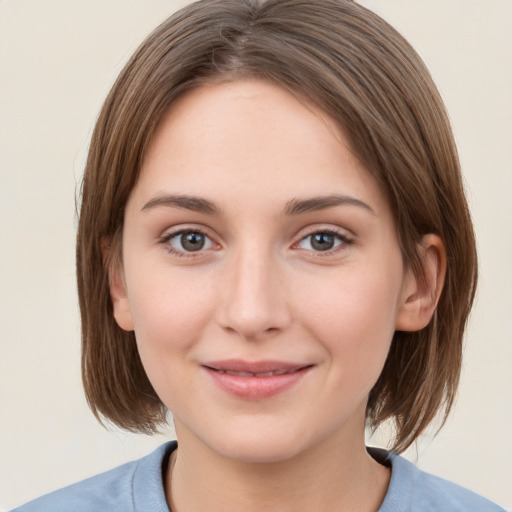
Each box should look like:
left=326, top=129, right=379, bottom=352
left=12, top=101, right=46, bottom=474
left=202, top=359, right=312, bottom=376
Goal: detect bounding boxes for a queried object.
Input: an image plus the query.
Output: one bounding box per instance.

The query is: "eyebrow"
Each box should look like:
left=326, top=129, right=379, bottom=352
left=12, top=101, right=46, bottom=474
left=141, top=194, right=218, bottom=214
left=284, top=195, right=375, bottom=216
left=141, top=193, right=375, bottom=216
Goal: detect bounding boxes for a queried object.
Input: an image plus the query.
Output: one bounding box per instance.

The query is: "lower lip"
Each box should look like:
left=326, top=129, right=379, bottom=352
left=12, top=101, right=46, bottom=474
left=203, top=366, right=312, bottom=400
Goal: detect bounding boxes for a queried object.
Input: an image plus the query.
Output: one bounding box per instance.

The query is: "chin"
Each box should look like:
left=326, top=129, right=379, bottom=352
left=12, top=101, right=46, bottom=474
left=216, top=438, right=304, bottom=464
left=200, top=421, right=319, bottom=465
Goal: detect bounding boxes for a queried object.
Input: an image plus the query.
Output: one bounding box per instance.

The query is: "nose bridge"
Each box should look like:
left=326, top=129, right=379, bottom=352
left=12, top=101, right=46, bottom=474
left=217, top=239, right=291, bottom=339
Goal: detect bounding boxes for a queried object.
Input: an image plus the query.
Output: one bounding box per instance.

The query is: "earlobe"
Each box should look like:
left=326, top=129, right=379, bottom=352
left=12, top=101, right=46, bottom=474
left=103, top=240, right=135, bottom=332
left=395, top=234, right=446, bottom=332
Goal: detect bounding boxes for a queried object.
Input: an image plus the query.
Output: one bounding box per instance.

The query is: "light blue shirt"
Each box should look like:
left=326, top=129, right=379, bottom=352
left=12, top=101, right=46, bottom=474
left=10, top=441, right=507, bottom=511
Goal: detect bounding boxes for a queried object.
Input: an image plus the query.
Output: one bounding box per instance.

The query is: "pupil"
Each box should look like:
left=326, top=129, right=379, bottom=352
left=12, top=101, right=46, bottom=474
left=181, top=232, right=205, bottom=251
left=311, top=233, right=334, bottom=251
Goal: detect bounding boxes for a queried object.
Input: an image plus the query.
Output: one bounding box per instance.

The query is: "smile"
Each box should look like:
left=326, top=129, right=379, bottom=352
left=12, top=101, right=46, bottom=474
left=213, top=368, right=298, bottom=377
left=202, top=360, right=314, bottom=400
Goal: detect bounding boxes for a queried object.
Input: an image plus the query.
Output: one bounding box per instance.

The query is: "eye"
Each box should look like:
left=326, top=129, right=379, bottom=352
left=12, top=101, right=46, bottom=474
left=297, top=230, right=351, bottom=252
left=164, top=230, right=215, bottom=254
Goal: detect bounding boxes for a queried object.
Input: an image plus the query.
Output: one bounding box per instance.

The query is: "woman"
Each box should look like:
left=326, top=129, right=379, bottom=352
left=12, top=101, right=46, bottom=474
left=10, top=1, right=506, bottom=510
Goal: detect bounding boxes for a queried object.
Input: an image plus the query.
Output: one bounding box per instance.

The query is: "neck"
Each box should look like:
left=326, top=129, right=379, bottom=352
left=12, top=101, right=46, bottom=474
left=166, top=424, right=390, bottom=512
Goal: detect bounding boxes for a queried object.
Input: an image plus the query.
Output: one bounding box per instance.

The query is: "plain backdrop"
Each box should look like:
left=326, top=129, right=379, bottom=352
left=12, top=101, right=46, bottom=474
left=0, top=0, right=511, bottom=510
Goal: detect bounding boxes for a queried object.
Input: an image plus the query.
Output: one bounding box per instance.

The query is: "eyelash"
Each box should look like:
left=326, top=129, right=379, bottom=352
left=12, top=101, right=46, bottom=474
left=158, top=228, right=214, bottom=257
left=158, top=227, right=353, bottom=257
left=295, top=229, right=353, bottom=256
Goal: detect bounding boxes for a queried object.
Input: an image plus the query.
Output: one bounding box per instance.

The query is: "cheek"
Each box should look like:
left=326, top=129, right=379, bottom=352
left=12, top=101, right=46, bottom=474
left=297, top=267, right=401, bottom=380
left=126, top=269, right=216, bottom=359
left=125, top=271, right=219, bottom=413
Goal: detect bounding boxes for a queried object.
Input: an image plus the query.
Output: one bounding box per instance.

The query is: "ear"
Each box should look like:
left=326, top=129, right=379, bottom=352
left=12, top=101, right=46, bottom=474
left=395, top=234, right=446, bottom=332
left=102, top=239, right=134, bottom=332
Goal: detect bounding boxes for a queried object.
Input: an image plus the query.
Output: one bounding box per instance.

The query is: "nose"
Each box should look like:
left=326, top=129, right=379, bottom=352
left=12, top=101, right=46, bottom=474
left=215, top=246, right=292, bottom=341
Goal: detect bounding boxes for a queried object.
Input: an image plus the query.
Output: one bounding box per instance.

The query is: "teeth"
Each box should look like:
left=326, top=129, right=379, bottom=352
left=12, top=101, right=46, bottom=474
left=225, top=370, right=253, bottom=377
left=216, top=369, right=295, bottom=377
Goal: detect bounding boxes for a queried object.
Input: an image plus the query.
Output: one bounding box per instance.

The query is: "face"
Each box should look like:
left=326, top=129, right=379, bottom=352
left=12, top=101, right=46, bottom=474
left=111, top=80, right=420, bottom=463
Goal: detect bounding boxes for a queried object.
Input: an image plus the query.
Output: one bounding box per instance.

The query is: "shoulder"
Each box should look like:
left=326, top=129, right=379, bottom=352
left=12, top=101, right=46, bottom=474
left=9, top=442, right=176, bottom=512
left=368, top=447, right=507, bottom=512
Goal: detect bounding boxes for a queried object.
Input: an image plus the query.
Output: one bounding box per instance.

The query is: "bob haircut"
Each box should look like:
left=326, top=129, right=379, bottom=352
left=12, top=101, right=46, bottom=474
left=77, top=0, right=477, bottom=453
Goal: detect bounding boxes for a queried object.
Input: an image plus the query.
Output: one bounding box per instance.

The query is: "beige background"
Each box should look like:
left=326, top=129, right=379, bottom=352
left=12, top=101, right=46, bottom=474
left=0, top=0, right=511, bottom=510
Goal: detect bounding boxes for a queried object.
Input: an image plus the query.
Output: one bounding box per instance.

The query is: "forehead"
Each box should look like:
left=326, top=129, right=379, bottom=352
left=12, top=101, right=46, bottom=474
left=131, top=79, right=389, bottom=217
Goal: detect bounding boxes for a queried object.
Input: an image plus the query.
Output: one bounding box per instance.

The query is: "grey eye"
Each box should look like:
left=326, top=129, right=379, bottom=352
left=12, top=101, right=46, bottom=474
left=298, top=232, right=344, bottom=252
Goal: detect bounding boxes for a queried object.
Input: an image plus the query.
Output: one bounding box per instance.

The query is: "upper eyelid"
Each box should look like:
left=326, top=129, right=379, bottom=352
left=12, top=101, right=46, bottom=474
left=296, top=231, right=352, bottom=245
left=157, top=224, right=354, bottom=247
left=161, top=229, right=215, bottom=245
left=294, top=224, right=354, bottom=241
left=160, top=224, right=214, bottom=239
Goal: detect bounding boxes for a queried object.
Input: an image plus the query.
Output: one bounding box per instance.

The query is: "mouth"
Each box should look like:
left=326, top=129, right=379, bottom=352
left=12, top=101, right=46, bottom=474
left=211, top=368, right=299, bottom=377
left=201, top=360, right=314, bottom=399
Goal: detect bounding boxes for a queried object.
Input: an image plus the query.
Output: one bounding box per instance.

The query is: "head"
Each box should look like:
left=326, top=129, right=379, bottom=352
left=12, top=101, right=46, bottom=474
left=77, top=0, right=477, bottom=453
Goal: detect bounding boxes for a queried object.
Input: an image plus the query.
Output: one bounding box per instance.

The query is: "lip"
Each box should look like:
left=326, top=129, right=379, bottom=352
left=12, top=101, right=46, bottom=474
left=202, top=359, right=314, bottom=400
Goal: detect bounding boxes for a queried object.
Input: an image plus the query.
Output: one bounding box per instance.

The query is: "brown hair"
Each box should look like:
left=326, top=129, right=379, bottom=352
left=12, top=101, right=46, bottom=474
left=77, top=0, right=477, bottom=452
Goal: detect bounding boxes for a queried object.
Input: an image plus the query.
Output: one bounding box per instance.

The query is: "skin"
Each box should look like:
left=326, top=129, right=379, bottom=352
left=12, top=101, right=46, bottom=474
left=110, top=80, right=445, bottom=512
